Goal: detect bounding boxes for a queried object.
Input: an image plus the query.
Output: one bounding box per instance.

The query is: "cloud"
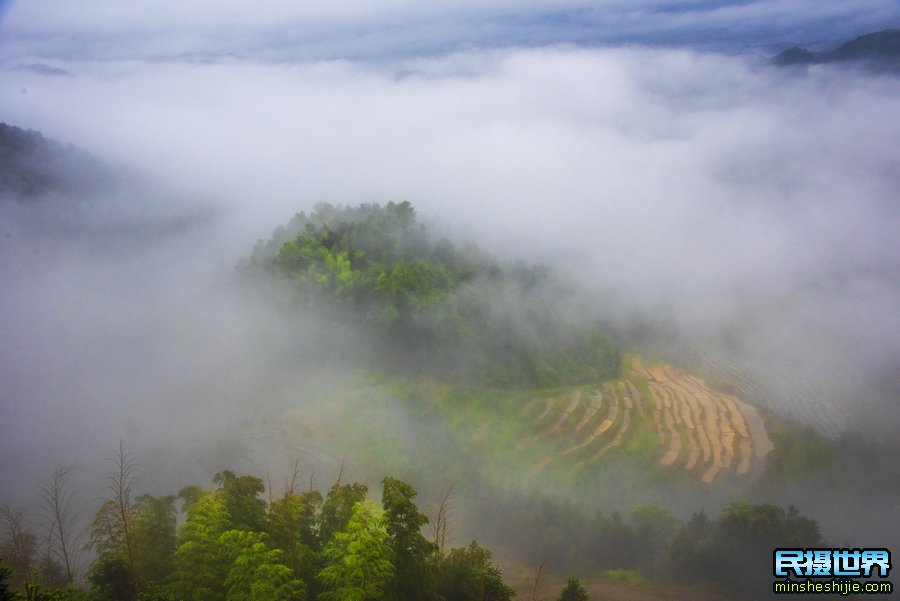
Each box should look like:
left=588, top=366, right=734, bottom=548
left=2, top=43, right=897, bottom=422
left=0, top=41, right=898, bottom=552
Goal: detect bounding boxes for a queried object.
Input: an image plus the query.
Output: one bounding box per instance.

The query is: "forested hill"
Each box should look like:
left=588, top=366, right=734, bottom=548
left=0, top=123, right=117, bottom=200
left=0, top=122, right=212, bottom=244
left=244, top=201, right=620, bottom=388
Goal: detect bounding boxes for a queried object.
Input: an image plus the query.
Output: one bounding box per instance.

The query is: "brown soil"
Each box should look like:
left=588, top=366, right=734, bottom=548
left=584, top=391, right=632, bottom=465
left=683, top=429, right=700, bottom=470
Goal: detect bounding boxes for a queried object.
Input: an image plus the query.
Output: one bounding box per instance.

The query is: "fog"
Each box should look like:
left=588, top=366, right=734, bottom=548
left=1, top=1, right=899, bottom=586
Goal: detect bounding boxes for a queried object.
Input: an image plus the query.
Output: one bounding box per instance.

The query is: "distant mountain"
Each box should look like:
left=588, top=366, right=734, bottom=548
left=0, top=122, right=118, bottom=200
left=773, top=29, right=900, bottom=71
left=0, top=122, right=213, bottom=244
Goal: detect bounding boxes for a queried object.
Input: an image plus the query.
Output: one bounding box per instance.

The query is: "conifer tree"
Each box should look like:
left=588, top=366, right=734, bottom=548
left=557, top=576, right=589, bottom=601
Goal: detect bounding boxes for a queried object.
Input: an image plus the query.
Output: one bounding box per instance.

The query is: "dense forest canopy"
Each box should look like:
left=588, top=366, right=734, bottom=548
left=244, top=201, right=620, bottom=389
left=0, top=460, right=515, bottom=601
left=0, top=454, right=825, bottom=601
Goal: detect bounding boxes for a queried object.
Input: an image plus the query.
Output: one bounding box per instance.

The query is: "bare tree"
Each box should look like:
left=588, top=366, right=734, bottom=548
left=105, top=441, right=139, bottom=581
left=88, top=441, right=139, bottom=599
left=283, top=460, right=302, bottom=497
left=528, top=558, right=548, bottom=601
left=39, top=464, right=82, bottom=585
left=332, top=459, right=346, bottom=488
left=427, top=486, right=456, bottom=554
left=1, top=504, right=37, bottom=588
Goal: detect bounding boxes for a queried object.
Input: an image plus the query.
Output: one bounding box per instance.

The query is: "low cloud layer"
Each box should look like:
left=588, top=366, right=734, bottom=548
left=0, top=36, right=898, bottom=532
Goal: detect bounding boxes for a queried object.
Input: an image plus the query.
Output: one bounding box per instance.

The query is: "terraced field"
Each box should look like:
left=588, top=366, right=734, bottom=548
left=523, top=358, right=773, bottom=484
left=237, top=358, right=776, bottom=490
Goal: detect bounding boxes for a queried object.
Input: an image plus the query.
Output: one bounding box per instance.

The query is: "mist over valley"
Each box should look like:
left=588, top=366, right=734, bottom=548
left=1, top=3, right=899, bottom=599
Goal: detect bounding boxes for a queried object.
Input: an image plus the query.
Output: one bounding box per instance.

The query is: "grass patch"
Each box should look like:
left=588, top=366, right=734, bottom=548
left=627, top=373, right=653, bottom=406
left=619, top=418, right=660, bottom=463
left=604, top=569, right=739, bottom=601
left=603, top=568, right=653, bottom=589
left=764, top=416, right=836, bottom=483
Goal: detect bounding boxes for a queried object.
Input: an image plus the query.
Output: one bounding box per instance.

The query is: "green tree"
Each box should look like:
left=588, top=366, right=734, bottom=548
left=317, top=501, right=393, bottom=601
left=0, top=557, right=15, bottom=601
left=589, top=511, right=637, bottom=570
left=783, top=505, right=823, bottom=547
left=133, top=495, right=177, bottom=587
left=136, top=583, right=176, bottom=601
left=86, top=553, right=134, bottom=601
left=172, top=490, right=230, bottom=601
left=708, top=502, right=822, bottom=596
left=381, top=477, right=436, bottom=601
left=18, top=583, right=90, bottom=601
left=556, top=577, right=589, bottom=601
left=218, top=530, right=305, bottom=601
left=436, top=542, right=514, bottom=601
left=176, top=487, right=205, bottom=513
left=665, top=509, right=712, bottom=582
left=267, top=488, right=321, bottom=594
left=316, top=483, right=368, bottom=548
left=213, top=472, right=267, bottom=533
left=629, top=504, right=679, bottom=575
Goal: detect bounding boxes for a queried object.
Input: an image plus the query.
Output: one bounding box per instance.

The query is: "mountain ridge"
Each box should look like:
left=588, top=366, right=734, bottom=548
left=773, top=28, right=900, bottom=71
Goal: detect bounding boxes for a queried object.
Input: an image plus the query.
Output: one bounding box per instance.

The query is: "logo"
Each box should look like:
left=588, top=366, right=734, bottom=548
left=775, top=548, right=891, bottom=578
left=773, top=548, right=893, bottom=596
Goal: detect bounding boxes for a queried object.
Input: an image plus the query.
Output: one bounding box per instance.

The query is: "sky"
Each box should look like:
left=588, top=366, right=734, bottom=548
left=1, top=0, right=899, bottom=60
left=0, top=0, right=898, bottom=548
